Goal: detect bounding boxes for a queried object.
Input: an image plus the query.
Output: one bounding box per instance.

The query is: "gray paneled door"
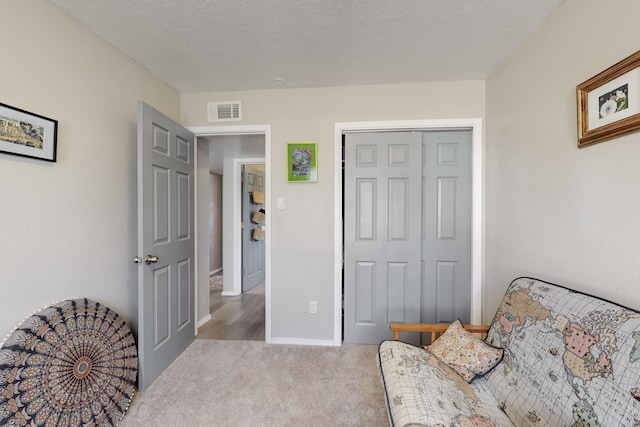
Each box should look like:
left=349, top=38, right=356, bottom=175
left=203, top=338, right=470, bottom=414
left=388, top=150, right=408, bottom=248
left=421, top=131, right=472, bottom=327
left=343, top=130, right=472, bottom=345
left=136, top=102, right=195, bottom=390
left=242, top=166, right=265, bottom=292
left=344, top=132, right=423, bottom=344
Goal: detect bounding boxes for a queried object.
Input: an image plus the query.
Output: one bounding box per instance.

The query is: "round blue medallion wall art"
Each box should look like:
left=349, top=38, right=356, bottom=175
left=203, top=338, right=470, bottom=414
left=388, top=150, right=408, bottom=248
left=0, top=298, right=138, bottom=426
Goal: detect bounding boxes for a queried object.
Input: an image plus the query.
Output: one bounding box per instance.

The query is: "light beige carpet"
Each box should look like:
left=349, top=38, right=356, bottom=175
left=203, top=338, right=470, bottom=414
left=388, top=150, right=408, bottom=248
left=120, top=340, right=388, bottom=427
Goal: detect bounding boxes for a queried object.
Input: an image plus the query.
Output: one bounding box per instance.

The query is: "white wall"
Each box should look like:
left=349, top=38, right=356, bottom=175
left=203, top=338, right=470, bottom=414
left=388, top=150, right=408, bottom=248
left=485, top=0, right=640, bottom=319
left=0, top=0, right=180, bottom=337
left=182, top=81, right=485, bottom=342
left=221, top=157, right=239, bottom=296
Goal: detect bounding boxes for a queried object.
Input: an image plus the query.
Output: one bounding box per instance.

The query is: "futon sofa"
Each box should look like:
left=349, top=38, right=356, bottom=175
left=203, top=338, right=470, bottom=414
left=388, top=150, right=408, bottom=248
left=377, top=277, right=640, bottom=426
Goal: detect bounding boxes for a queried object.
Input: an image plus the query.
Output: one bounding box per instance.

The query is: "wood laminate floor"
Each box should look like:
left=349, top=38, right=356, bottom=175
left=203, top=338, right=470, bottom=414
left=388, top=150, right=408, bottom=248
left=196, top=283, right=265, bottom=341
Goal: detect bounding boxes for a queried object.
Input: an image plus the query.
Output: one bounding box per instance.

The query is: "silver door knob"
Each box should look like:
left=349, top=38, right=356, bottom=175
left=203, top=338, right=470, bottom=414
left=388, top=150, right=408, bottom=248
left=145, top=255, right=159, bottom=265
left=133, top=256, right=143, bottom=264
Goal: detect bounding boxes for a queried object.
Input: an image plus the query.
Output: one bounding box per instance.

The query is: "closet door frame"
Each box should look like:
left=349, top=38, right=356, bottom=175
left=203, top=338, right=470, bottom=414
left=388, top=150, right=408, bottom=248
left=333, top=119, right=483, bottom=345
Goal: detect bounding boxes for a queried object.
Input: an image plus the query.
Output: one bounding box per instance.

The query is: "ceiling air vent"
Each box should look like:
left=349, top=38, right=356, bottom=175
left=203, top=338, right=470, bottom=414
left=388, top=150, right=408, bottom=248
left=208, top=101, right=242, bottom=122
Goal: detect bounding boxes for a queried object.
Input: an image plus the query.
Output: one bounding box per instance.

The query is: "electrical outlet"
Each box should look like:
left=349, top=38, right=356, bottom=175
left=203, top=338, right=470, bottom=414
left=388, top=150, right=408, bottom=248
left=309, top=301, right=317, bottom=314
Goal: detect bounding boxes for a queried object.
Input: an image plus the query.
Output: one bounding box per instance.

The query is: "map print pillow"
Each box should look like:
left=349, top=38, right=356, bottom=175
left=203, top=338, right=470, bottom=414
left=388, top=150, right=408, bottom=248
left=427, top=319, right=503, bottom=382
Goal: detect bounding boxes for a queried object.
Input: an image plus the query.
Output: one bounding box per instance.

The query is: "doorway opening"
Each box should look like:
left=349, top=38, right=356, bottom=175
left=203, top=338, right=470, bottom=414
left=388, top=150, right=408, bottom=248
left=191, top=125, right=272, bottom=342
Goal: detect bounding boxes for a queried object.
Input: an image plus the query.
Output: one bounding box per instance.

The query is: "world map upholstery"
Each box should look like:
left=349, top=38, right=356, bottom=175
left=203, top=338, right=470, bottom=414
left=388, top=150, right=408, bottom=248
left=484, top=278, right=640, bottom=426
left=378, top=339, right=514, bottom=426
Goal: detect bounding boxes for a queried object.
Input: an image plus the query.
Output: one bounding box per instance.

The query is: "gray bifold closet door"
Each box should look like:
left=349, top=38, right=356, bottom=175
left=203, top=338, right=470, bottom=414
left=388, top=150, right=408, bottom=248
left=343, top=130, right=471, bottom=344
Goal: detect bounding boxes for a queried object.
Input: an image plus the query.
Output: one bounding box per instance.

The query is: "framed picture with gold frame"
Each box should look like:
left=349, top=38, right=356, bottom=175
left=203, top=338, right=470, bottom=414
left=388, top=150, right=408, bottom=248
left=287, top=142, right=317, bottom=182
left=577, top=50, right=640, bottom=148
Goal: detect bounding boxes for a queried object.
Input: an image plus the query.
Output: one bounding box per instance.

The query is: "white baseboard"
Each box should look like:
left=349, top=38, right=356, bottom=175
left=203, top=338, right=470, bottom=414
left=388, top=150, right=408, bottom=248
left=269, top=337, right=340, bottom=347
left=197, top=314, right=212, bottom=329
left=209, top=268, right=222, bottom=277
left=221, top=291, right=240, bottom=296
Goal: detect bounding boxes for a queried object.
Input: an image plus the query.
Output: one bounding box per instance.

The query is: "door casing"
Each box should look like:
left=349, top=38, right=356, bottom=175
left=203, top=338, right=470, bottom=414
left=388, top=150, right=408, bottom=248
left=334, top=119, right=483, bottom=345
left=189, top=125, right=272, bottom=343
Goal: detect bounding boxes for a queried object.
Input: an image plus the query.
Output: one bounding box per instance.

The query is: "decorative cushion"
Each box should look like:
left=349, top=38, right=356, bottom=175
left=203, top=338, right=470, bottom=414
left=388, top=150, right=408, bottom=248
left=426, top=319, right=503, bottom=382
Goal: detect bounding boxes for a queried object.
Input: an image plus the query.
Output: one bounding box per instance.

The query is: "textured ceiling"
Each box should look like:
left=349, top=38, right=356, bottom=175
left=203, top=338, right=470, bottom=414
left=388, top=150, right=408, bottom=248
left=50, top=0, right=564, bottom=93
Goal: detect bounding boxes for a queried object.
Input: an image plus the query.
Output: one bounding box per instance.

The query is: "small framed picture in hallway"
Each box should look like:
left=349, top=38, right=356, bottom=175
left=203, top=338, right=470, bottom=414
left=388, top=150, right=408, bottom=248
left=287, top=142, right=317, bottom=182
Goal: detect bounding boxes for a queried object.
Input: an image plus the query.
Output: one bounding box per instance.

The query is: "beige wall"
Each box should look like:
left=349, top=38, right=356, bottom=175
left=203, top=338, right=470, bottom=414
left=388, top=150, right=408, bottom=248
left=209, top=172, right=223, bottom=273
left=12, top=0, right=629, bottom=346
left=196, top=141, right=211, bottom=324
left=182, top=81, right=485, bottom=341
left=485, top=0, right=640, bottom=319
left=0, top=0, right=180, bottom=336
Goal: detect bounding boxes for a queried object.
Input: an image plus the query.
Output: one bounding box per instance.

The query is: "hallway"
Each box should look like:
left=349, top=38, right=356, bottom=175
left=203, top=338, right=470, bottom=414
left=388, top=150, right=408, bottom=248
left=196, top=283, right=265, bottom=341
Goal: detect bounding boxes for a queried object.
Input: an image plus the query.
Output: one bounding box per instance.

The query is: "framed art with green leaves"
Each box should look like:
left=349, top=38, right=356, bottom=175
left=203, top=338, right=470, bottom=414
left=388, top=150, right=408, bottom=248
left=287, top=142, right=317, bottom=182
